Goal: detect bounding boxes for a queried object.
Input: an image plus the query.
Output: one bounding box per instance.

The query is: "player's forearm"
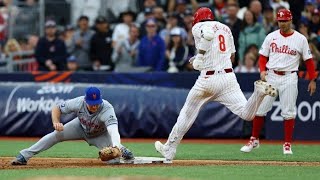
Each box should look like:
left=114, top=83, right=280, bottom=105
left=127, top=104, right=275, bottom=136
left=304, top=58, right=317, bottom=80
left=258, top=55, right=268, bottom=72
left=51, top=106, right=61, bottom=124
left=106, top=124, right=121, bottom=147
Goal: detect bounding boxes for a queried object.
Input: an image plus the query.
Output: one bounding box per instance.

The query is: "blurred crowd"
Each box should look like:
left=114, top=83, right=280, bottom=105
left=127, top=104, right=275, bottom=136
left=0, top=0, right=319, bottom=73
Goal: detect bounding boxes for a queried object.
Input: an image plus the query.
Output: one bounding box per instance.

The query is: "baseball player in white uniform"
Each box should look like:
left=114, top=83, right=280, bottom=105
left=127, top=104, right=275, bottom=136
left=11, top=87, right=134, bottom=165
left=154, top=7, right=278, bottom=161
left=240, top=9, right=317, bottom=155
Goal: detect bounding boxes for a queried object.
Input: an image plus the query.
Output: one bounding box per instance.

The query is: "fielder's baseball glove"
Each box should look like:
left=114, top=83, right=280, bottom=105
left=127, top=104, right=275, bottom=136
left=99, top=146, right=122, bottom=161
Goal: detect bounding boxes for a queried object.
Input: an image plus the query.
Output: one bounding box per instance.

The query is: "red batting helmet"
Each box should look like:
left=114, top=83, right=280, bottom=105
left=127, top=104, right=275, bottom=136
left=192, top=7, right=214, bottom=26
left=276, top=9, right=292, bottom=21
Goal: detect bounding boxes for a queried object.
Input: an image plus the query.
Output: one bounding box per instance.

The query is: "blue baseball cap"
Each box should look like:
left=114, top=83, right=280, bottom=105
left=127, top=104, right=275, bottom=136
left=85, top=87, right=103, bottom=106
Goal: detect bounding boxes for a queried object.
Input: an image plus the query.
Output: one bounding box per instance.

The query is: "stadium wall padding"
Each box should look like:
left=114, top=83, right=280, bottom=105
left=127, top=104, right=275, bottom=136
left=0, top=72, right=319, bottom=140
left=0, top=83, right=243, bottom=138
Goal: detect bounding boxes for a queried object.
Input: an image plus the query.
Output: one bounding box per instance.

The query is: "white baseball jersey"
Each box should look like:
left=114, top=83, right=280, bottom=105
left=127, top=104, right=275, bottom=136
left=256, top=30, right=311, bottom=119
left=192, top=21, right=236, bottom=70
left=59, top=96, right=117, bottom=137
left=162, top=21, right=271, bottom=156
left=259, top=30, right=312, bottom=71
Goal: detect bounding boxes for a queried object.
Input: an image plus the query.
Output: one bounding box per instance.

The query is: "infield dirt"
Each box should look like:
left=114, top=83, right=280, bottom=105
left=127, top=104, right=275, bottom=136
left=1, top=157, right=320, bottom=170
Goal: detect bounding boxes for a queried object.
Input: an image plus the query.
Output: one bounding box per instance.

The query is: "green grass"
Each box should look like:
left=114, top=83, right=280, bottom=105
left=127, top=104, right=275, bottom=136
left=1, top=140, right=320, bottom=180
left=2, top=166, right=320, bottom=180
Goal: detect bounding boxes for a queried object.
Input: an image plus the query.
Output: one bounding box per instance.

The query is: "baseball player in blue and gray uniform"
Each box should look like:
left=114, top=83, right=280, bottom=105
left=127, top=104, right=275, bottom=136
left=11, top=86, right=134, bottom=165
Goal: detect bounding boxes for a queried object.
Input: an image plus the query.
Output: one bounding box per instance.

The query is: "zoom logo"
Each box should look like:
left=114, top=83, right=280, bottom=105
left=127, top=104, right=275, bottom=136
left=271, top=101, right=320, bottom=122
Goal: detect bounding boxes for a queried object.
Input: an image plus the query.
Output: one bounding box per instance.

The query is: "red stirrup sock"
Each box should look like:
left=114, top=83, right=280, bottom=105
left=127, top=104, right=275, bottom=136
left=284, top=119, right=295, bottom=143
left=252, top=116, right=265, bottom=138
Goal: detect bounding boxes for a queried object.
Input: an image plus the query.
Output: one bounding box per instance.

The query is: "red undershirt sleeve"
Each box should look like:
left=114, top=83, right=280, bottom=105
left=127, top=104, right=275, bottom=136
left=304, top=58, right=316, bottom=80
left=258, top=55, right=268, bottom=72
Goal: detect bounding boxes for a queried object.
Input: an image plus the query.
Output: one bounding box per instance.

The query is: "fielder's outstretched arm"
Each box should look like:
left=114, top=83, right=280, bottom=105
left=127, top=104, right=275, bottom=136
left=51, top=106, right=64, bottom=131
left=106, top=123, right=121, bottom=147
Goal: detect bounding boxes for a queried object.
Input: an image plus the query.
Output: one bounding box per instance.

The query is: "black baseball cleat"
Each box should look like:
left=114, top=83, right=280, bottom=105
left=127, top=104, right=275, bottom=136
left=11, top=154, right=27, bottom=165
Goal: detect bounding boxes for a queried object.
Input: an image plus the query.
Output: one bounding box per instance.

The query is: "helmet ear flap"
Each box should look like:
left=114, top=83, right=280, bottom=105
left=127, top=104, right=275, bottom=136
left=193, top=7, right=214, bottom=26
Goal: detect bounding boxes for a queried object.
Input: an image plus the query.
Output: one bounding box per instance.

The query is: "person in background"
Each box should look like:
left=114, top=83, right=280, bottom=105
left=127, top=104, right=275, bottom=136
left=63, top=25, right=75, bottom=54
left=159, top=12, right=187, bottom=46
left=71, top=15, right=94, bottom=70
left=90, top=16, right=114, bottom=71
left=269, top=0, right=290, bottom=11
left=153, top=6, right=166, bottom=31
left=27, top=34, right=39, bottom=50
left=263, top=6, right=277, bottom=34
left=298, top=21, right=311, bottom=40
left=224, top=2, right=242, bottom=67
left=112, top=11, right=136, bottom=49
left=210, top=0, right=228, bottom=22
left=309, top=9, right=320, bottom=34
left=183, top=9, right=195, bottom=48
left=4, top=38, right=21, bottom=60
left=137, top=18, right=166, bottom=71
left=66, top=55, right=78, bottom=72
left=234, top=52, right=258, bottom=73
left=301, top=0, right=317, bottom=23
left=166, top=27, right=191, bottom=72
left=245, top=44, right=260, bottom=60
left=136, top=0, right=157, bottom=24
left=139, top=7, right=155, bottom=38
left=35, top=20, right=68, bottom=71
left=112, top=24, right=140, bottom=72
left=248, top=0, right=263, bottom=23
left=167, top=0, right=199, bottom=25
left=0, top=0, right=20, bottom=39
left=238, top=10, right=266, bottom=64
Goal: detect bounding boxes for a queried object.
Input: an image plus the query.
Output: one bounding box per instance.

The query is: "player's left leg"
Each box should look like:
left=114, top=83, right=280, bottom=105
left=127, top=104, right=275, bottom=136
left=12, top=118, right=84, bottom=165
left=278, top=74, right=298, bottom=155
left=239, top=80, right=277, bottom=120
left=215, top=77, right=277, bottom=121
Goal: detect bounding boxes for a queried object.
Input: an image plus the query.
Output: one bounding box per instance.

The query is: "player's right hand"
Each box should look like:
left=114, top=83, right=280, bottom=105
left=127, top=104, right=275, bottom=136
left=53, top=123, right=64, bottom=131
left=260, top=71, right=267, bottom=81
left=192, top=54, right=204, bottom=70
